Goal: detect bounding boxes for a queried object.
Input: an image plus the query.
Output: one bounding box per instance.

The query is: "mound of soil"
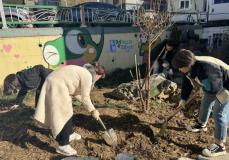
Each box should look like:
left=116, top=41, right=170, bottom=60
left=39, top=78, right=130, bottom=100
left=0, top=88, right=228, bottom=160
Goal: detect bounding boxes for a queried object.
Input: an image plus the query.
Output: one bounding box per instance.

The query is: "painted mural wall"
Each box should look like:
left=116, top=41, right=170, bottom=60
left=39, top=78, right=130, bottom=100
left=0, top=36, right=57, bottom=86
left=99, top=32, right=140, bottom=72
left=0, top=27, right=142, bottom=86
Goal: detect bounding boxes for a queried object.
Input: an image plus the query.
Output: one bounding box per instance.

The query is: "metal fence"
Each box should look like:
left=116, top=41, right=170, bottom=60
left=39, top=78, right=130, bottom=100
left=0, top=3, right=133, bottom=28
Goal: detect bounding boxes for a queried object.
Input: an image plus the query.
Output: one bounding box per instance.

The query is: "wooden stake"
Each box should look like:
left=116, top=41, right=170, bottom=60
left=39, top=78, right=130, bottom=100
left=135, top=54, right=145, bottom=110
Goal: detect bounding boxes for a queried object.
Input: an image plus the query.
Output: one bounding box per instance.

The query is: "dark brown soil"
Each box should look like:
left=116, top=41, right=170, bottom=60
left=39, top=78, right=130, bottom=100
left=0, top=88, right=228, bottom=160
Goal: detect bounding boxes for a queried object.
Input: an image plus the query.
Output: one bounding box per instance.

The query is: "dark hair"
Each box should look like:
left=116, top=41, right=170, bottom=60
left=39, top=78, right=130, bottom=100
left=3, top=74, right=20, bottom=96
left=166, top=39, right=178, bottom=48
left=93, top=62, right=106, bottom=78
left=172, top=49, right=196, bottom=69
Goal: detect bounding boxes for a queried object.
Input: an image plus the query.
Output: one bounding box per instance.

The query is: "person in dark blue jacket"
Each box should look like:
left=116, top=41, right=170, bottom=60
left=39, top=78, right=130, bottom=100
left=3, top=65, right=53, bottom=108
left=151, top=39, right=178, bottom=79
left=172, top=49, right=229, bottom=157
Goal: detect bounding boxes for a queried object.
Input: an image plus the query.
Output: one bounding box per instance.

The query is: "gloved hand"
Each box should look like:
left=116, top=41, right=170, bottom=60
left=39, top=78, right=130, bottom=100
left=178, top=99, right=186, bottom=107
left=91, top=109, right=100, bottom=120
left=162, top=62, right=169, bottom=68
left=168, top=69, right=173, bottom=75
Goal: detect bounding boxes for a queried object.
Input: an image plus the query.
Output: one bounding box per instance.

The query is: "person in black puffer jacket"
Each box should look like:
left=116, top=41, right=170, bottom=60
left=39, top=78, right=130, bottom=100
left=3, top=65, right=53, bottom=108
left=151, top=39, right=179, bottom=79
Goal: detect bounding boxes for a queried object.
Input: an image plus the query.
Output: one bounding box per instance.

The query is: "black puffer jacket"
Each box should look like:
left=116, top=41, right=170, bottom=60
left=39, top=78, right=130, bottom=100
left=17, top=65, right=52, bottom=90
left=181, top=56, right=229, bottom=100
left=15, top=65, right=53, bottom=105
left=151, top=40, right=178, bottom=68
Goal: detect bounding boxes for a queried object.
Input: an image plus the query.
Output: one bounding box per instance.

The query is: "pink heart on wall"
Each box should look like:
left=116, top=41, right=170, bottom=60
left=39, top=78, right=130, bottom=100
left=3, top=44, right=12, bottom=53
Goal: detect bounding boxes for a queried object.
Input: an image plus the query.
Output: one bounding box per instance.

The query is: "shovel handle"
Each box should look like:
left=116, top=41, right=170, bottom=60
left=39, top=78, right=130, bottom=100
left=98, top=117, right=107, bottom=130
left=166, top=104, right=184, bottom=122
left=165, top=90, right=199, bottom=122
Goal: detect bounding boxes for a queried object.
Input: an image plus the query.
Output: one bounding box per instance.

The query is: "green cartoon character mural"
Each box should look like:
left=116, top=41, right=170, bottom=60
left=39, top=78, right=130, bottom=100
left=43, top=38, right=66, bottom=67
left=43, top=28, right=104, bottom=67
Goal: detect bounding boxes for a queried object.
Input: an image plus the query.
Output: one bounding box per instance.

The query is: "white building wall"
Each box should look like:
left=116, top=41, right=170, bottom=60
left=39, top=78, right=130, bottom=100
left=207, top=0, right=229, bottom=21
left=168, top=0, right=229, bottom=22
left=123, top=0, right=143, bottom=10
left=168, top=0, right=204, bottom=13
left=168, top=0, right=205, bottom=23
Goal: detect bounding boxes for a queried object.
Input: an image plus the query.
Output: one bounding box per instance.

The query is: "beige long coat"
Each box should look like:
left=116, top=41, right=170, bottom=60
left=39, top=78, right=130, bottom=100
left=34, top=65, right=95, bottom=138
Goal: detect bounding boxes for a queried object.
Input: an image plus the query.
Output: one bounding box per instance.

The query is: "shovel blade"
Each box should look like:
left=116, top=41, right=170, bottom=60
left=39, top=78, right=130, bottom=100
left=102, top=128, right=117, bottom=146
left=108, top=128, right=117, bottom=142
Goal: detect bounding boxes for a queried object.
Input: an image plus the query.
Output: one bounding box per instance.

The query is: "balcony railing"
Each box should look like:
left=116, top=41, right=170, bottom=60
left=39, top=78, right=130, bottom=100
left=1, top=4, right=58, bottom=27
left=0, top=4, right=133, bottom=28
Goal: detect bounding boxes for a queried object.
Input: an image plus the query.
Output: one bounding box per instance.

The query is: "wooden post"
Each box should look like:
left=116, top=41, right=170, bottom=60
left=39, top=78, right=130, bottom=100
left=150, top=0, right=153, bottom=10
left=80, top=5, right=86, bottom=26
left=0, top=0, right=8, bottom=29
left=135, top=54, right=145, bottom=111
left=132, top=10, right=136, bottom=25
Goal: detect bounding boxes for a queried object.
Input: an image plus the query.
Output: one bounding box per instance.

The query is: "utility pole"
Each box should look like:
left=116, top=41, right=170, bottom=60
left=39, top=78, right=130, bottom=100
left=150, top=0, right=152, bottom=10
left=0, top=0, right=8, bottom=29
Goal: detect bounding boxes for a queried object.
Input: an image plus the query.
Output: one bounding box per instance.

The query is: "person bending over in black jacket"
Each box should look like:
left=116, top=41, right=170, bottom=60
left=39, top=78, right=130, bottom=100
left=3, top=65, right=53, bottom=109
left=151, top=39, right=179, bottom=79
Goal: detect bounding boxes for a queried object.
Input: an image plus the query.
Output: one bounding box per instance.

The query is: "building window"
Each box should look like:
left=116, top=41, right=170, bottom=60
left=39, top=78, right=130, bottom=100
left=180, top=0, right=190, bottom=10
left=214, top=0, right=229, bottom=4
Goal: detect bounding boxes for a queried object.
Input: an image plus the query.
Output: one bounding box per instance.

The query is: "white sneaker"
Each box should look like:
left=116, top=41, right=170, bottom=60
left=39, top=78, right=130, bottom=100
left=69, top=132, right=82, bottom=142
left=10, top=104, right=20, bottom=110
left=56, top=144, right=77, bottom=156
left=186, top=123, right=207, bottom=132
left=202, top=144, right=227, bottom=157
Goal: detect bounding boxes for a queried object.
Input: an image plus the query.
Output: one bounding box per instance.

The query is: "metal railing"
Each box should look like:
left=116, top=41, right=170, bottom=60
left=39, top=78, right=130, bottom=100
left=57, top=6, right=133, bottom=24
left=0, top=4, right=58, bottom=27
left=0, top=4, right=134, bottom=28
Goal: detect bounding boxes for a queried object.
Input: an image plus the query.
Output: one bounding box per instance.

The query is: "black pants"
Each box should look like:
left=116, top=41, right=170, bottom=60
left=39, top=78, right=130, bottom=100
left=15, top=88, right=28, bottom=105
left=55, top=117, right=73, bottom=146
left=16, top=88, right=41, bottom=107
left=35, top=88, right=41, bottom=107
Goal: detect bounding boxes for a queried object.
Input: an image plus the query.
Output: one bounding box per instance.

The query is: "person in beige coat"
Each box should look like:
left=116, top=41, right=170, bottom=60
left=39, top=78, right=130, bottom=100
left=34, top=63, right=105, bottom=156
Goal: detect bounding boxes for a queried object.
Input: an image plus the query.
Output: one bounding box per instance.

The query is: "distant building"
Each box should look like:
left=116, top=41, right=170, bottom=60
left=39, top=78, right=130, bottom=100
left=35, top=0, right=60, bottom=5
left=112, top=0, right=167, bottom=10
left=167, top=0, right=229, bottom=53
left=167, top=0, right=229, bottom=24
left=3, top=0, right=24, bottom=4
left=60, top=0, right=114, bottom=6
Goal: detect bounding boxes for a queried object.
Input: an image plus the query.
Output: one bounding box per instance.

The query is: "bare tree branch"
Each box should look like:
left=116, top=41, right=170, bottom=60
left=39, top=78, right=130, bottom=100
left=133, top=0, right=173, bottom=112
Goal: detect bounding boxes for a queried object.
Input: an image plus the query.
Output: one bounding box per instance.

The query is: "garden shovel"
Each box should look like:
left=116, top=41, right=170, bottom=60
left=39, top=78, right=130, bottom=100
left=98, top=117, right=118, bottom=146
left=159, top=92, right=197, bottom=137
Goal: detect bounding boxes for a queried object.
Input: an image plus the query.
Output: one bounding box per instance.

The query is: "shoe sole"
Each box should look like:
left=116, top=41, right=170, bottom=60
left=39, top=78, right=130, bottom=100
left=191, top=128, right=207, bottom=133
left=186, top=126, right=208, bottom=132
left=202, top=150, right=227, bottom=157
left=69, top=136, right=82, bottom=142
left=56, top=149, right=77, bottom=156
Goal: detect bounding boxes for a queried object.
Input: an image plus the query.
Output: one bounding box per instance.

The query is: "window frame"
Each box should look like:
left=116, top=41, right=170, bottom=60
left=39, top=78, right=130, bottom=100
left=214, top=0, right=229, bottom=4
left=179, top=0, right=191, bottom=10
